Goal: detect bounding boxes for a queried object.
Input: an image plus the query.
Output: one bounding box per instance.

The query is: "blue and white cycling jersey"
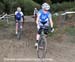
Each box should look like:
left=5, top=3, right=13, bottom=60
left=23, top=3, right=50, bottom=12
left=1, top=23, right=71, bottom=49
left=15, top=11, right=24, bottom=21
left=37, top=9, right=52, bottom=29
left=38, top=9, right=52, bottom=23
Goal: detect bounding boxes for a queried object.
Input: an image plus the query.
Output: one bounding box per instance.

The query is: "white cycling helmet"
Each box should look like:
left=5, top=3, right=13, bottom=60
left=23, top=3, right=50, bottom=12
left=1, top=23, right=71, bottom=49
left=42, top=3, right=50, bottom=10
left=35, top=8, right=37, bottom=9
left=17, top=7, right=21, bottom=12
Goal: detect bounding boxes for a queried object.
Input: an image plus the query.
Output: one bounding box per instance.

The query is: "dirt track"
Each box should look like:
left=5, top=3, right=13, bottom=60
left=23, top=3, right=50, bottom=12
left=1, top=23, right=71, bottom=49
left=0, top=16, right=75, bottom=62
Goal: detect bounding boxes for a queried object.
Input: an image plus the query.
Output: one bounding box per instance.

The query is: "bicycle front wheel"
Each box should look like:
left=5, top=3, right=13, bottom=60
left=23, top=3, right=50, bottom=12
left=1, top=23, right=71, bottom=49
left=17, top=30, right=21, bottom=40
left=37, top=36, right=47, bottom=58
left=17, top=22, right=22, bottom=40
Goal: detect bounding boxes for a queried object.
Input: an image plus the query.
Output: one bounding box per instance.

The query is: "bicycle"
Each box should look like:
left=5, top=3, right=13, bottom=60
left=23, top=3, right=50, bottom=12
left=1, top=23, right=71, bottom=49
left=37, top=25, right=47, bottom=59
left=17, top=21, right=22, bottom=40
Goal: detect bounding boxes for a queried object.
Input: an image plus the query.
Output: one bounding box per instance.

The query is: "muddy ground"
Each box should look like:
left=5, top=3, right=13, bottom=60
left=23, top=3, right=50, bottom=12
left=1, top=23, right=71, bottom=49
left=0, top=15, right=75, bottom=62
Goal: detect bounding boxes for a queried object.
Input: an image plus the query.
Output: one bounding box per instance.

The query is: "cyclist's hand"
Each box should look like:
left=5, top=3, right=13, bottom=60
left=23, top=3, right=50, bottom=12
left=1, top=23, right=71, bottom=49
left=51, top=28, right=54, bottom=33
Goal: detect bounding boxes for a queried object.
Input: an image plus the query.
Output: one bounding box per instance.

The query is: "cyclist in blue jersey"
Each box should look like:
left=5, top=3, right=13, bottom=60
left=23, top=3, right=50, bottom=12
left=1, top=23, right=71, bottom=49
left=15, top=7, right=24, bottom=35
left=35, top=3, right=54, bottom=47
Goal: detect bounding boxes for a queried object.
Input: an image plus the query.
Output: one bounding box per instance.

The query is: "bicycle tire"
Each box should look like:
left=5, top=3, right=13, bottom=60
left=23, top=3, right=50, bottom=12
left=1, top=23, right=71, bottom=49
left=17, top=30, right=21, bottom=40
left=17, top=22, right=22, bottom=40
left=37, top=36, right=47, bottom=58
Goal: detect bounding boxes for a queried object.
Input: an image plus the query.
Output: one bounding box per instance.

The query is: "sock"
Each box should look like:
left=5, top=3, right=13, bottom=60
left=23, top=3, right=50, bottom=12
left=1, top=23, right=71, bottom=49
left=16, top=32, right=18, bottom=34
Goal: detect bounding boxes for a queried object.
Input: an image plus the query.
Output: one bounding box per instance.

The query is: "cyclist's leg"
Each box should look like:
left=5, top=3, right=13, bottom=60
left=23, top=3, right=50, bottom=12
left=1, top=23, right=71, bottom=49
left=20, top=18, right=23, bottom=30
left=16, top=20, right=18, bottom=34
left=35, top=26, right=40, bottom=46
left=36, top=27, right=42, bottom=41
left=35, top=22, right=43, bottom=46
left=44, top=27, right=49, bottom=34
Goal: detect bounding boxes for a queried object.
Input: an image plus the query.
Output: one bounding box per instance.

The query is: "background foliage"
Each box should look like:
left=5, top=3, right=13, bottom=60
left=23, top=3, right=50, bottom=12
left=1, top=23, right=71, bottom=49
left=0, top=0, right=40, bottom=15
left=0, top=0, right=75, bottom=15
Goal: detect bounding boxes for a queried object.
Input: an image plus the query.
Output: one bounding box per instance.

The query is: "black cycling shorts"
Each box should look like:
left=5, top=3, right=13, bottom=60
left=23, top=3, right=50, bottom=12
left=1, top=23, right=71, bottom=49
left=38, top=26, right=49, bottom=35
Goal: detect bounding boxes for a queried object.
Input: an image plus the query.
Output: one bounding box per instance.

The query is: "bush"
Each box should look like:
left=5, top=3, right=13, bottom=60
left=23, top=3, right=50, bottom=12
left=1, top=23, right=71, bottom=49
left=11, top=0, right=40, bottom=15
left=0, top=2, right=4, bottom=14
left=0, top=0, right=40, bottom=15
left=51, top=2, right=75, bottom=13
left=18, top=0, right=40, bottom=15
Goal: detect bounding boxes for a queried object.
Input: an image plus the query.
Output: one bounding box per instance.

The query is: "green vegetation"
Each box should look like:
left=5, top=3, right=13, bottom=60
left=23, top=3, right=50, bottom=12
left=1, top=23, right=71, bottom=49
left=65, top=26, right=75, bottom=36
left=51, top=2, right=75, bottom=13
left=0, top=21, right=9, bottom=28
left=0, top=0, right=40, bottom=15
left=0, top=0, right=75, bottom=15
left=0, top=21, right=5, bottom=28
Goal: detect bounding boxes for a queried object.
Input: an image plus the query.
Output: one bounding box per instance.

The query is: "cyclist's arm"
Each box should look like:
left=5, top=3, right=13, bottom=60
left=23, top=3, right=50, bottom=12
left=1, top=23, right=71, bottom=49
left=33, top=10, right=35, bottom=16
left=36, top=16, right=38, bottom=24
left=22, top=15, right=24, bottom=21
left=21, top=12, right=24, bottom=22
left=48, top=14, right=53, bottom=28
left=15, top=11, right=17, bottom=22
left=49, top=18, right=53, bottom=28
left=49, top=18, right=54, bottom=32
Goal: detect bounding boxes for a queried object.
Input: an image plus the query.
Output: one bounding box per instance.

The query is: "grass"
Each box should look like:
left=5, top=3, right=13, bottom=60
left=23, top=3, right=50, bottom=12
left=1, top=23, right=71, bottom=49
left=65, top=26, right=75, bottom=36
left=48, top=23, right=75, bottom=44
left=0, top=19, right=13, bottom=28
left=0, top=21, right=5, bottom=28
left=48, top=14, right=75, bottom=41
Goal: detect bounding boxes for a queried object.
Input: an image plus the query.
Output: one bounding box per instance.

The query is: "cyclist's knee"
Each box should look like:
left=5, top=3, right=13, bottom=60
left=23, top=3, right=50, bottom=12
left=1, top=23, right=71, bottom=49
left=16, top=22, right=18, bottom=25
left=16, top=20, right=18, bottom=23
left=38, top=28, right=42, bottom=34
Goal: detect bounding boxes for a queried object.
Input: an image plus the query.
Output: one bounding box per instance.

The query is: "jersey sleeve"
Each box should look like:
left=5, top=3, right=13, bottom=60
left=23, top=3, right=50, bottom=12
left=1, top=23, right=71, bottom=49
left=15, top=11, right=17, bottom=15
left=37, top=12, right=41, bottom=17
left=37, top=9, right=42, bottom=18
left=48, top=13, right=52, bottom=19
left=20, top=12, right=24, bottom=16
